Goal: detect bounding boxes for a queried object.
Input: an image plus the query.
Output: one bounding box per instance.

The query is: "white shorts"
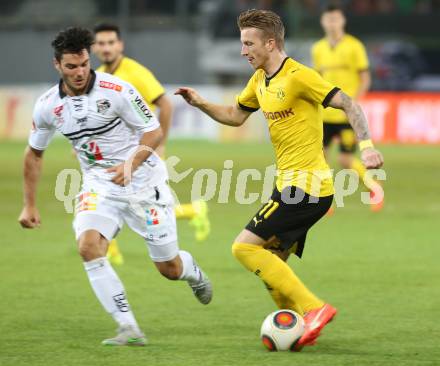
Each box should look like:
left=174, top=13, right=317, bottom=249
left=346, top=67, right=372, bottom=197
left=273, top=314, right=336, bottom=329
left=73, top=182, right=179, bottom=262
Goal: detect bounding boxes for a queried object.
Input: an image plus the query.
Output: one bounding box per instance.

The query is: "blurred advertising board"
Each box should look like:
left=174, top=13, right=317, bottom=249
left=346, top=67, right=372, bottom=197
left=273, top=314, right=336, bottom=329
left=1, top=85, right=439, bottom=144
left=361, top=93, right=440, bottom=144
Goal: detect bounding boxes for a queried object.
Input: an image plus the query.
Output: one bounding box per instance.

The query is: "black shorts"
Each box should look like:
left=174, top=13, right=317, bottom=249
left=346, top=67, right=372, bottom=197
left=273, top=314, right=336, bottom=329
left=245, top=186, right=333, bottom=258
left=323, top=122, right=357, bottom=153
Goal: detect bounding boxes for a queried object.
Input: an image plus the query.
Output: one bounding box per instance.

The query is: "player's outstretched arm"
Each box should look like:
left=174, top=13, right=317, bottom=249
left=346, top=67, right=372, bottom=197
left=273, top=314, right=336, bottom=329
left=18, top=146, right=44, bottom=228
left=328, top=90, right=384, bottom=169
left=175, top=87, right=251, bottom=127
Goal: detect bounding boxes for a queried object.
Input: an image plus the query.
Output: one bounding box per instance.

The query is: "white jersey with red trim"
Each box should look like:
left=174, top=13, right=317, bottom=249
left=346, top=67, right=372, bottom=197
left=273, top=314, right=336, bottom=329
left=29, top=70, right=168, bottom=195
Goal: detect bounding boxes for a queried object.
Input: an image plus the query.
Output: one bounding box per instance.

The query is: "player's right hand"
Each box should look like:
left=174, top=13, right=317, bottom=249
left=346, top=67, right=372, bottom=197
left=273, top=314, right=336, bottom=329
left=18, top=206, right=41, bottom=229
left=361, top=147, right=384, bottom=169
left=174, top=87, right=204, bottom=107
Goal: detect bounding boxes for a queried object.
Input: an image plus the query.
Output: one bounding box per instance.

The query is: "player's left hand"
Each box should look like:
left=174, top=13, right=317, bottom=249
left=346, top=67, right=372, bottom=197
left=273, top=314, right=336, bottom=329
left=107, top=163, right=133, bottom=186
left=361, top=147, right=384, bottom=169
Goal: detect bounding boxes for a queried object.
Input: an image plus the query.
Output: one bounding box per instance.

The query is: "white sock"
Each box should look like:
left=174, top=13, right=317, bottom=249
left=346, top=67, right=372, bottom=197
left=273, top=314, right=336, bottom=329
left=84, top=257, right=140, bottom=331
left=178, top=250, right=202, bottom=285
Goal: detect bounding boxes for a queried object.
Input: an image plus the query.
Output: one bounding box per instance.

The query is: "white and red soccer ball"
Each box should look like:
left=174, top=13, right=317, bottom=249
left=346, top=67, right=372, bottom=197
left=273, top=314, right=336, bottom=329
left=260, top=309, right=305, bottom=351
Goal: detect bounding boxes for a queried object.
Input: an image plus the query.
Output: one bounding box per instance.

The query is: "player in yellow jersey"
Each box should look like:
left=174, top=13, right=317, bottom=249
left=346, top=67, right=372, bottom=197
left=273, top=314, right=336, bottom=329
left=176, top=9, right=383, bottom=349
left=92, top=24, right=210, bottom=265
left=312, top=5, right=383, bottom=213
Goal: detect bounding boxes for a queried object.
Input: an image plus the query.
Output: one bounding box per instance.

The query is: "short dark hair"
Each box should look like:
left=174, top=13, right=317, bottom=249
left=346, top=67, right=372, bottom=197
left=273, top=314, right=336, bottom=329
left=51, top=27, right=94, bottom=61
left=323, top=4, right=345, bottom=14
left=93, top=23, right=121, bottom=38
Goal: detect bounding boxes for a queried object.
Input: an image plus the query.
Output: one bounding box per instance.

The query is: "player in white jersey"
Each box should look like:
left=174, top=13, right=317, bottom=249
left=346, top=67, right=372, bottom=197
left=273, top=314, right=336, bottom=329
left=18, top=27, right=212, bottom=346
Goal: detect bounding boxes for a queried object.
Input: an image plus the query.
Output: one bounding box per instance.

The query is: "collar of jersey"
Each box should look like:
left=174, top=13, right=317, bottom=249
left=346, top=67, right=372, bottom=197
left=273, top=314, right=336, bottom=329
left=327, top=34, right=347, bottom=49
left=58, top=69, right=97, bottom=99
left=111, top=56, right=125, bottom=74
left=265, top=57, right=290, bottom=86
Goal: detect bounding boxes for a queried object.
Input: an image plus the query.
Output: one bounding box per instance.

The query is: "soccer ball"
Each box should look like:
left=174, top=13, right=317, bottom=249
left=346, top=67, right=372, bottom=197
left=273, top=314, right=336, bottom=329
left=260, top=309, right=305, bottom=351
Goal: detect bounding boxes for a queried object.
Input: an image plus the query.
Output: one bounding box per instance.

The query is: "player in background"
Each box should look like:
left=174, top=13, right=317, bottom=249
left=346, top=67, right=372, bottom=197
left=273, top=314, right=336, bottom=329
left=93, top=23, right=210, bottom=265
left=312, top=5, right=383, bottom=213
left=176, top=9, right=383, bottom=349
left=18, top=27, right=212, bottom=346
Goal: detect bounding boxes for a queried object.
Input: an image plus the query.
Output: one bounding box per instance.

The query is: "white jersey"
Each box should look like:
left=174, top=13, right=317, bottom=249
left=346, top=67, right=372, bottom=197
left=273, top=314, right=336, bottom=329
left=29, top=70, right=168, bottom=196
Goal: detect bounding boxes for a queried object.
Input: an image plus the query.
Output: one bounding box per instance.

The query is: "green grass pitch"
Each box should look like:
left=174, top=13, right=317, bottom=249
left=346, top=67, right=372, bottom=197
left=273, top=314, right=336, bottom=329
left=0, top=139, right=439, bottom=366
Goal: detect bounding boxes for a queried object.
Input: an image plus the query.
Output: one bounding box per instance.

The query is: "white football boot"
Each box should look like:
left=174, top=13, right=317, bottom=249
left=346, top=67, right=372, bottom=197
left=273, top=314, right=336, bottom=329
left=102, top=325, right=147, bottom=346
left=189, top=267, right=213, bottom=305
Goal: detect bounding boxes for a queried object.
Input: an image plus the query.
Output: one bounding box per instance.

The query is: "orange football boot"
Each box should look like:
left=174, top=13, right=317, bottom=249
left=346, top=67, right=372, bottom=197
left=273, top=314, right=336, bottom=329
left=293, top=303, right=337, bottom=351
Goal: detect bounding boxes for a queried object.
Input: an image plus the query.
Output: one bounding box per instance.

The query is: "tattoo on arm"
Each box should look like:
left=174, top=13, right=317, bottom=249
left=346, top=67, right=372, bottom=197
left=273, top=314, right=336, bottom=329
left=329, top=90, right=370, bottom=141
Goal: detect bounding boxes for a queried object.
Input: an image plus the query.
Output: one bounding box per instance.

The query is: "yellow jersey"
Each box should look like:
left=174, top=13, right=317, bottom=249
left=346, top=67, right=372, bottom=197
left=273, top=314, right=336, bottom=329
left=237, top=57, right=338, bottom=197
left=312, top=34, right=369, bottom=123
left=97, top=56, right=165, bottom=112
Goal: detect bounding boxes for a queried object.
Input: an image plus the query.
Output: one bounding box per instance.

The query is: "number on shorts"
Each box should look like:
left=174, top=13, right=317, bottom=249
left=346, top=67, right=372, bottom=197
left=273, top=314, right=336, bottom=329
left=259, top=199, right=280, bottom=219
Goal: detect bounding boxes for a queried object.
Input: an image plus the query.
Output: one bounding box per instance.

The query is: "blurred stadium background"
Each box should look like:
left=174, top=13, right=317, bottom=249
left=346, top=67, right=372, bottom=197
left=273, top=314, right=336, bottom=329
left=1, top=0, right=440, bottom=142
left=1, top=1, right=439, bottom=366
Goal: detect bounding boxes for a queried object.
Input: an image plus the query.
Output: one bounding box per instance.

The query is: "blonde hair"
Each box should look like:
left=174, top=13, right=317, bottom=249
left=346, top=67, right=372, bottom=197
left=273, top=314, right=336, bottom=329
left=237, top=9, right=285, bottom=50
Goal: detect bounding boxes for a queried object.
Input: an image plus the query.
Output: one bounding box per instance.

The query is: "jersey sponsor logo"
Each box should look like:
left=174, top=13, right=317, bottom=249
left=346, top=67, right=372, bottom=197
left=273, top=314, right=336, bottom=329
left=131, top=95, right=153, bottom=122
left=99, top=80, right=122, bottom=92
left=96, top=98, right=111, bottom=114
left=263, top=108, right=294, bottom=121
left=146, top=208, right=160, bottom=225
left=53, top=105, right=63, bottom=117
